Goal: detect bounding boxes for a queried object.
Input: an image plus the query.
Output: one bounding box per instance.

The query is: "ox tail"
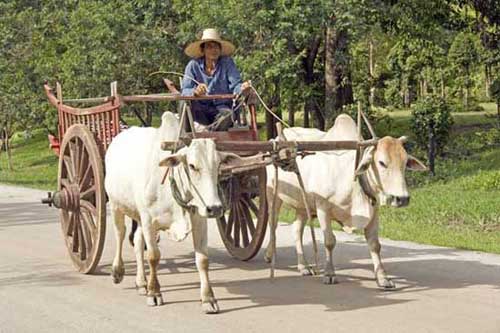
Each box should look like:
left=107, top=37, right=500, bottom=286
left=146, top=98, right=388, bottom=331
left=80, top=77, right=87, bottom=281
left=129, top=220, right=139, bottom=247
left=129, top=220, right=159, bottom=250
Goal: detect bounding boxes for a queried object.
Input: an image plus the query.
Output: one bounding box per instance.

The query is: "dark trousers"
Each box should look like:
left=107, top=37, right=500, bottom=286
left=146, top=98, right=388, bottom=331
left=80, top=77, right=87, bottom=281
left=192, top=106, right=234, bottom=131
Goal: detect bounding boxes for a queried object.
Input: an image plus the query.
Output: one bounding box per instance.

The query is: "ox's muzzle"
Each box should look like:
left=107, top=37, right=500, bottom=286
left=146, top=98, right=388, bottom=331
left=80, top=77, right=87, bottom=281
left=389, top=195, right=410, bottom=207
left=206, top=205, right=224, bottom=218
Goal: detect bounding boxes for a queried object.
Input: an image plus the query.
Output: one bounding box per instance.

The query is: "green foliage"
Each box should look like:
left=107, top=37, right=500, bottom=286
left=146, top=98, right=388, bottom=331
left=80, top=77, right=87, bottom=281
left=410, top=96, right=453, bottom=153
left=491, top=77, right=500, bottom=102
left=463, top=170, right=500, bottom=191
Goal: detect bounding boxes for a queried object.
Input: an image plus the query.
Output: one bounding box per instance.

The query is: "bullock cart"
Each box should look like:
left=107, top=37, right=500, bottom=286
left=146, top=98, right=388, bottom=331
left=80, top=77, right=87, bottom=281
left=41, top=81, right=377, bottom=275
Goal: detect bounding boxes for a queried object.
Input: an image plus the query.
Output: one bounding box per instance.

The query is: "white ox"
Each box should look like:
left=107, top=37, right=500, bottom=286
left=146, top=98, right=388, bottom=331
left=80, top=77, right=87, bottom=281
left=265, top=114, right=426, bottom=288
left=105, top=112, right=237, bottom=313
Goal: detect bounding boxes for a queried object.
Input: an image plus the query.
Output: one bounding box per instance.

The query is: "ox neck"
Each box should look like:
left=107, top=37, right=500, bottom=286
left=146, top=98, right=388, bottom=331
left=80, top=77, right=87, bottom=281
left=360, top=164, right=383, bottom=206
left=169, top=164, right=198, bottom=214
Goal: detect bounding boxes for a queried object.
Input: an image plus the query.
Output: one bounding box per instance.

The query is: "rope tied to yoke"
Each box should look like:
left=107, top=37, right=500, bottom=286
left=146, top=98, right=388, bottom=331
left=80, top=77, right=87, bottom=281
left=268, top=126, right=320, bottom=278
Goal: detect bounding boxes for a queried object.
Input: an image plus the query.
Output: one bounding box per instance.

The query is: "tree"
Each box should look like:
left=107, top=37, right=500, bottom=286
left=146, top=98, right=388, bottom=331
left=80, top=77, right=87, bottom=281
left=410, top=96, right=453, bottom=176
left=448, top=32, right=480, bottom=109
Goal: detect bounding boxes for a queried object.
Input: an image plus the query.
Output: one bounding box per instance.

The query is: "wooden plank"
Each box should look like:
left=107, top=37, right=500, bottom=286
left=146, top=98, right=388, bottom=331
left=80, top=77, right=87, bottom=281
left=121, top=93, right=235, bottom=103
left=161, top=139, right=377, bottom=152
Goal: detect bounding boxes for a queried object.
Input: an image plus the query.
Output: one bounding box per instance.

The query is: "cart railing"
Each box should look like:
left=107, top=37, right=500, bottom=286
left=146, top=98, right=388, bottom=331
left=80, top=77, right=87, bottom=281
left=44, top=83, right=121, bottom=155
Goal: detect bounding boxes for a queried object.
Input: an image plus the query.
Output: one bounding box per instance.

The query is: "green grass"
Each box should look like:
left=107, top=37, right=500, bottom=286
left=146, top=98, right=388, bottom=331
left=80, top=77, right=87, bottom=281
left=0, top=130, right=58, bottom=190
left=2, top=103, right=500, bottom=253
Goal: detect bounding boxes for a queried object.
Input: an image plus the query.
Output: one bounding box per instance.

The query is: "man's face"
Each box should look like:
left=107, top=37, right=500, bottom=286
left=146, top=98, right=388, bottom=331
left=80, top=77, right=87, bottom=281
left=203, top=41, right=221, bottom=61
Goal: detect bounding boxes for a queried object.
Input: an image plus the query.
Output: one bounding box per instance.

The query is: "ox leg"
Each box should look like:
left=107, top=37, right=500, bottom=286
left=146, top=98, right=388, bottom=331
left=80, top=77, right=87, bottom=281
left=264, top=195, right=282, bottom=263
left=317, top=208, right=337, bottom=285
left=142, top=215, right=163, bottom=306
left=133, top=224, right=148, bottom=295
left=111, top=205, right=125, bottom=284
left=364, top=217, right=395, bottom=289
left=192, top=216, right=219, bottom=314
left=293, top=209, right=313, bottom=276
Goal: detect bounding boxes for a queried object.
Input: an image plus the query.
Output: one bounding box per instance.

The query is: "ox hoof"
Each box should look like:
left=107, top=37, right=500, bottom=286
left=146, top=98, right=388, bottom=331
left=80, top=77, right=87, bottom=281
left=263, top=253, right=272, bottom=264
left=136, top=284, right=148, bottom=296
left=322, top=275, right=338, bottom=285
left=201, top=299, right=219, bottom=314
left=377, top=278, right=396, bottom=290
left=298, top=265, right=314, bottom=276
left=111, top=266, right=125, bottom=284
left=146, top=294, right=164, bottom=307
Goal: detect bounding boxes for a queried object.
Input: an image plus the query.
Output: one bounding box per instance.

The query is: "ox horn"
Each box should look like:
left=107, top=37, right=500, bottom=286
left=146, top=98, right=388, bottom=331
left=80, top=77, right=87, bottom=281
left=398, top=136, right=408, bottom=143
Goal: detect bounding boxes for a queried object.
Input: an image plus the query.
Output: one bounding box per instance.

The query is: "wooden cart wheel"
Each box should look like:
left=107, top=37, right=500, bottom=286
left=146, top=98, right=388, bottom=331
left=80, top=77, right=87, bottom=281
left=217, top=167, right=268, bottom=261
left=57, top=124, right=106, bottom=274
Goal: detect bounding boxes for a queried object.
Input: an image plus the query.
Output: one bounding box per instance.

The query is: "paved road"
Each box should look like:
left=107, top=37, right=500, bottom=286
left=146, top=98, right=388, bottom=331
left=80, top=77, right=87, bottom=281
left=1, top=184, right=500, bottom=333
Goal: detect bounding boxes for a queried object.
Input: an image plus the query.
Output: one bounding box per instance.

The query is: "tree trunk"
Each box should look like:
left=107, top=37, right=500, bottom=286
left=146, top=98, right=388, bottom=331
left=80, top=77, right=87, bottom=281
left=402, top=75, right=410, bottom=107
left=265, top=109, right=275, bottom=140
left=287, top=97, right=295, bottom=127
left=3, top=128, right=13, bottom=171
left=464, top=67, right=470, bottom=109
left=265, top=81, right=281, bottom=139
left=464, top=87, right=469, bottom=110
left=302, top=36, right=321, bottom=129
left=369, top=39, right=376, bottom=106
left=485, top=65, right=491, bottom=99
left=428, top=122, right=435, bottom=176
left=441, top=75, right=445, bottom=98
left=0, top=129, right=3, bottom=171
left=303, top=104, right=309, bottom=127
left=145, top=104, right=153, bottom=127
left=324, top=24, right=353, bottom=126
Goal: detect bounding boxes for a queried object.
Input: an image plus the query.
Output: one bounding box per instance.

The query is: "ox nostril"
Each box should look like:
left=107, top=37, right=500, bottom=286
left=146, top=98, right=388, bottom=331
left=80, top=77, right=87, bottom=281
left=206, top=205, right=223, bottom=218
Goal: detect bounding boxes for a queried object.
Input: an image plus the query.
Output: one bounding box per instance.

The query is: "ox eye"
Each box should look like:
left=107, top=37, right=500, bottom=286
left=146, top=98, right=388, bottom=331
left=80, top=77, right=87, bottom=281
left=378, top=161, right=387, bottom=168
left=189, top=164, right=198, bottom=172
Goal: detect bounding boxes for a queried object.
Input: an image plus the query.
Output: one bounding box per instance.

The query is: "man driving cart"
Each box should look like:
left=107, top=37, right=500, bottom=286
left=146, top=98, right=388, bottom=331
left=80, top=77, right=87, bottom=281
left=181, top=28, right=252, bottom=131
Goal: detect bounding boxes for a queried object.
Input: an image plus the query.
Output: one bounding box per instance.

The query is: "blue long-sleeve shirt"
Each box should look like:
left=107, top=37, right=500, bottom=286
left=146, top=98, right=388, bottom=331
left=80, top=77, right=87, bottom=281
left=181, top=56, right=243, bottom=112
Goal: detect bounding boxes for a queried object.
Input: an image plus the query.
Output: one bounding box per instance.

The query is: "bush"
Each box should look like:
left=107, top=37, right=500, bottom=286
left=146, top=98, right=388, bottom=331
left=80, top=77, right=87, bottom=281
left=463, top=170, right=500, bottom=191
left=411, top=96, right=454, bottom=154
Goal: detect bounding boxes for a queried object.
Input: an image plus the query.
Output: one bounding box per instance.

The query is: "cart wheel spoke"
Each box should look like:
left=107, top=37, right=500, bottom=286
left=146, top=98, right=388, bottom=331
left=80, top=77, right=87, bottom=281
left=72, top=213, right=80, bottom=253
left=80, top=211, right=94, bottom=254
left=69, top=139, right=80, bottom=181
left=66, top=211, right=74, bottom=237
left=244, top=195, right=259, bottom=216
left=61, top=178, right=71, bottom=190
left=225, top=207, right=234, bottom=240
left=78, top=147, right=90, bottom=186
left=81, top=185, right=96, bottom=201
left=238, top=202, right=250, bottom=247
left=233, top=202, right=241, bottom=248
left=78, top=218, right=87, bottom=260
left=80, top=200, right=97, bottom=218
left=241, top=198, right=256, bottom=235
left=63, top=155, right=75, bottom=183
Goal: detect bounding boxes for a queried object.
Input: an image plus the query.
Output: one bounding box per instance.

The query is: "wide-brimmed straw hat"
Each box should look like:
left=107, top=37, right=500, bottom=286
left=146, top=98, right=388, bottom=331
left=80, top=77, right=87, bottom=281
left=184, top=28, right=236, bottom=58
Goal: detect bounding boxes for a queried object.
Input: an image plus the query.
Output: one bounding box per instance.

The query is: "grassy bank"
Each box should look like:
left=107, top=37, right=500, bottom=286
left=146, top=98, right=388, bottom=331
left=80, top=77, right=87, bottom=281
left=0, top=131, right=58, bottom=189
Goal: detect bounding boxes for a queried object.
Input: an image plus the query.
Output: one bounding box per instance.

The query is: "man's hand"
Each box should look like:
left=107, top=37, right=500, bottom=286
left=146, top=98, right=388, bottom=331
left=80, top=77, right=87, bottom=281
left=194, top=83, right=208, bottom=96
left=241, top=80, right=252, bottom=93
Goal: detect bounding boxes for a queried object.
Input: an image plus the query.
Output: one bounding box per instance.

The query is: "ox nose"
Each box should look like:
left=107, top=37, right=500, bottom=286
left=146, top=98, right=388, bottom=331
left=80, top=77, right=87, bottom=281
left=394, top=196, right=410, bottom=207
left=206, top=205, right=223, bottom=218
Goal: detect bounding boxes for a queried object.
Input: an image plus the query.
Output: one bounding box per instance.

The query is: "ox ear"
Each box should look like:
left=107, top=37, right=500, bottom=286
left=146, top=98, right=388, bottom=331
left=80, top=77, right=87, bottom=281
left=159, top=153, right=186, bottom=168
left=407, top=155, right=427, bottom=171
left=219, top=152, right=243, bottom=167
left=355, top=146, right=375, bottom=176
